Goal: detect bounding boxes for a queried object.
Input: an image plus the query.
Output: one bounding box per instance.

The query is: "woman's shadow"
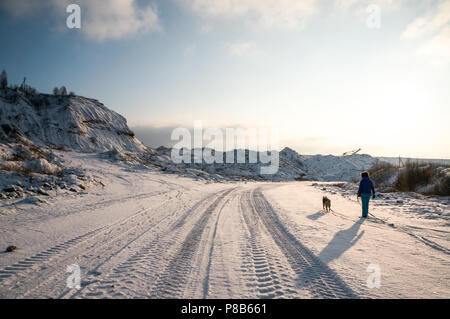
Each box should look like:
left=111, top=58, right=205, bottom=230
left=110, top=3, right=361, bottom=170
left=294, top=218, right=365, bottom=297
left=318, top=218, right=365, bottom=264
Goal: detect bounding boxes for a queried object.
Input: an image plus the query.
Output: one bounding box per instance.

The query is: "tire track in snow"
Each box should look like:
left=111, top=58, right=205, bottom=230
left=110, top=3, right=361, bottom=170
left=201, top=194, right=233, bottom=298
left=70, top=188, right=235, bottom=298
left=199, top=192, right=253, bottom=298
left=0, top=190, right=179, bottom=298
left=248, top=188, right=358, bottom=299
left=239, top=191, right=291, bottom=298
left=9, top=188, right=175, bottom=228
left=404, top=232, right=450, bottom=256
left=153, top=188, right=236, bottom=298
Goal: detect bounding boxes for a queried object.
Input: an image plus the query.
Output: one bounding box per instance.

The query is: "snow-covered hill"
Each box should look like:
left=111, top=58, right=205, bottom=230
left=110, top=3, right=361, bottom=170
left=148, top=146, right=377, bottom=182
left=302, top=153, right=376, bottom=181
left=0, top=88, right=151, bottom=201
left=0, top=89, right=146, bottom=154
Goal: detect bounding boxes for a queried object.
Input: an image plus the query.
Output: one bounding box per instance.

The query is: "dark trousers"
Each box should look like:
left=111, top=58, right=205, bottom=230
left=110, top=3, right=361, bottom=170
left=361, top=193, right=371, bottom=217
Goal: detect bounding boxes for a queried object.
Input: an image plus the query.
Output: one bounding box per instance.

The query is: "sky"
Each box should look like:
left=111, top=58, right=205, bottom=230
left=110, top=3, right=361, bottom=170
left=0, top=0, right=449, bottom=158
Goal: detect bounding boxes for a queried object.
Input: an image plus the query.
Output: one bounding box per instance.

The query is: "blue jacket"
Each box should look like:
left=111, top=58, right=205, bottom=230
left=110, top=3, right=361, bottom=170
left=358, top=176, right=375, bottom=196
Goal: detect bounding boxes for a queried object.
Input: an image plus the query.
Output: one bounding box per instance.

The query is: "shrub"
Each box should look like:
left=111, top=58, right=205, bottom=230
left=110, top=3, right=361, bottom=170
left=369, top=159, right=450, bottom=196
left=22, top=85, right=38, bottom=96
left=0, top=70, right=7, bottom=89
left=369, top=160, right=396, bottom=174
left=435, top=176, right=450, bottom=196
left=30, top=95, right=45, bottom=109
left=368, top=161, right=397, bottom=185
left=395, top=161, right=434, bottom=192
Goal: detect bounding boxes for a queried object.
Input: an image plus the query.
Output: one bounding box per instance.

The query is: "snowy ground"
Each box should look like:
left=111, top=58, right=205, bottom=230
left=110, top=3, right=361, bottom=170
left=0, top=153, right=448, bottom=299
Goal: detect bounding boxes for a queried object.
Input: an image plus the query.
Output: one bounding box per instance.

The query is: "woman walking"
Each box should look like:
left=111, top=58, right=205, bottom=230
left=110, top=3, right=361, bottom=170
left=357, top=172, right=376, bottom=218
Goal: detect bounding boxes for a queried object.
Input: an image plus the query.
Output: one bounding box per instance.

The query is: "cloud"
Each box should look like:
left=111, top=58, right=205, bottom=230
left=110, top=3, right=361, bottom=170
left=181, top=0, right=317, bottom=30
left=417, top=26, right=450, bottom=64
left=132, top=123, right=281, bottom=151
left=0, top=0, right=160, bottom=41
left=0, top=0, right=45, bottom=17
left=79, top=0, right=160, bottom=41
left=334, top=0, right=360, bottom=10
left=402, top=0, right=450, bottom=64
left=334, top=0, right=406, bottom=16
left=402, top=0, right=450, bottom=39
left=131, top=125, right=179, bottom=148
left=335, top=0, right=405, bottom=10
left=402, top=17, right=429, bottom=39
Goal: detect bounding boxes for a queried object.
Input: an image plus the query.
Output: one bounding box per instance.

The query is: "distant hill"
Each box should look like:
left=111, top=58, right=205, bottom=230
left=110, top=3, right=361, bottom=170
left=148, top=146, right=378, bottom=182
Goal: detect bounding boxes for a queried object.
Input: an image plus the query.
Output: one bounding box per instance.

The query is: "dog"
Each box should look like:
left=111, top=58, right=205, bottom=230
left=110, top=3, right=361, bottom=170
left=322, top=196, right=331, bottom=212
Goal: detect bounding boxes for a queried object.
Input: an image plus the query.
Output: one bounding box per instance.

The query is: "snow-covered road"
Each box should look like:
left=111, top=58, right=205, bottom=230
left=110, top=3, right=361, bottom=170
left=0, top=155, right=449, bottom=299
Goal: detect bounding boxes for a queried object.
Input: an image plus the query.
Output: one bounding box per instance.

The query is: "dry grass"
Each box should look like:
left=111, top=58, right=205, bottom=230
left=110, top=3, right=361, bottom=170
left=369, top=161, right=397, bottom=185
left=368, top=160, right=450, bottom=196
left=395, top=161, right=434, bottom=192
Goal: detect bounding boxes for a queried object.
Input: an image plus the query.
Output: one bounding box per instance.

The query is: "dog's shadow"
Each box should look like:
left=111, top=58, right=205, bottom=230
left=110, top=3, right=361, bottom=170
left=307, top=210, right=327, bottom=221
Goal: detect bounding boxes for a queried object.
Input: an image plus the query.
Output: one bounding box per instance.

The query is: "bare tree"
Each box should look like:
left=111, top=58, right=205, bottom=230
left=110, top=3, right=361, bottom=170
left=20, top=77, right=27, bottom=90
left=53, top=87, right=60, bottom=95
left=60, top=86, right=67, bottom=96
left=0, top=70, right=7, bottom=89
